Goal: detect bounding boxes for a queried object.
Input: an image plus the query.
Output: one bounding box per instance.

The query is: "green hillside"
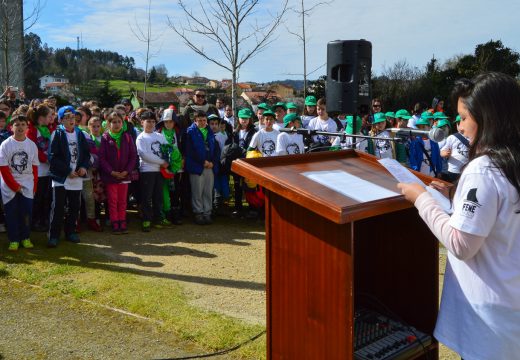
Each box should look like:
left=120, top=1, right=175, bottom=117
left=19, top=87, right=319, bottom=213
left=103, top=80, right=197, bottom=97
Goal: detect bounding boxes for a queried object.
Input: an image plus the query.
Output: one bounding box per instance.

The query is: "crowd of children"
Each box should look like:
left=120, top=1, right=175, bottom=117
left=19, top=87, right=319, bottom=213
left=0, top=90, right=467, bottom=251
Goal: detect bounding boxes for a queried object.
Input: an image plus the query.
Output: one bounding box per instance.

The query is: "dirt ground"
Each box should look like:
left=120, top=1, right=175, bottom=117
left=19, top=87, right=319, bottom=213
left=87, top=216, right=268, bottom=325
left=0, top=279, right=202, bottom=360
left=0, top=214, right=458, bottom=359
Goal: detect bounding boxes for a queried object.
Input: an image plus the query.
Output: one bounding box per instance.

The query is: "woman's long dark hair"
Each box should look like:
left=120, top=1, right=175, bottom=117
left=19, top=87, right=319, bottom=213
left=451, top=72, right=520, bottom=206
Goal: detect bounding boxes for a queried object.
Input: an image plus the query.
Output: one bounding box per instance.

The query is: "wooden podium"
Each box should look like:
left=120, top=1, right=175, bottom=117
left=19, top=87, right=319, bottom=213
left=232, top=150, right=439, bottom=360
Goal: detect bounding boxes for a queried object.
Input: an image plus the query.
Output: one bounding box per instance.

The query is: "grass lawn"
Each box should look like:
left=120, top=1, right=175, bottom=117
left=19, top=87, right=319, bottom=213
left=0, top=224, right=265, bottom=359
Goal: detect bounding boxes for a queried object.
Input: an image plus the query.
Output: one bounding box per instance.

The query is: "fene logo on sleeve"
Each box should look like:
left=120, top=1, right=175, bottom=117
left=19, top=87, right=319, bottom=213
left=461, top=188, right=481, bottom=218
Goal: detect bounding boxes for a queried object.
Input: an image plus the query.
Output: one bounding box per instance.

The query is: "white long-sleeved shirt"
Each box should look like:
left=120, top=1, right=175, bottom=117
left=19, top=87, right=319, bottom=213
left=136, top=132, right=167, bottom=172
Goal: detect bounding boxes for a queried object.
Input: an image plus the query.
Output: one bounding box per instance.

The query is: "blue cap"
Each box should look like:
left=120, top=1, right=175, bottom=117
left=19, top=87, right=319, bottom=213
left=58, top=105, right=77, bottom=120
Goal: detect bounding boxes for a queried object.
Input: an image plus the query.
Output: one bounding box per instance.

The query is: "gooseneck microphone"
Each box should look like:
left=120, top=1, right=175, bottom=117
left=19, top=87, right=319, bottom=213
left=387, top=127, right=447, bottom=143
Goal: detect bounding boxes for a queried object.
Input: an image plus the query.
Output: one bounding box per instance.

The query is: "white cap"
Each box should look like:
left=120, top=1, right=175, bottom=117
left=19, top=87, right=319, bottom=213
left=162, top=108, right=174, bottom=121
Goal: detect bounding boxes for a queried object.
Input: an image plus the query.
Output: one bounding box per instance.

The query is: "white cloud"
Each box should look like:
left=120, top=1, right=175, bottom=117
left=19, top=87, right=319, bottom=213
left=32, top=0, right=520, bottom=82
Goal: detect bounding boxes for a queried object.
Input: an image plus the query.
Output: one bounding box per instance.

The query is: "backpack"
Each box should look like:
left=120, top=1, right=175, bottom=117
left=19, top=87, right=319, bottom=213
left=221, top=141, right=246, bottom=175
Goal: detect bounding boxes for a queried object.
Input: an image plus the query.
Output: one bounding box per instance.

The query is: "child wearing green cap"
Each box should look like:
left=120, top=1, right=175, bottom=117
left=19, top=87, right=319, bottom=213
left=367, top=112, right=393, bottom=159
left=301, top=96, right=318, bottom=128
left=248, top=110, right=279, bottom=157
left=272, top=102, right=287, bottom=131
left=231, top=109, right=257, bottom=217
left=330, top=115, right=368, bottom=153
left=408, top=117, right=442, bottom=177
left=276, top=113, right=304, bottom=155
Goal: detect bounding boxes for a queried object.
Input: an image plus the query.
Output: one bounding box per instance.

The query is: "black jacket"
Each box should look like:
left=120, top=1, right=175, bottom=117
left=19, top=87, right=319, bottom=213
left=48, top=126, right=91, bottom=184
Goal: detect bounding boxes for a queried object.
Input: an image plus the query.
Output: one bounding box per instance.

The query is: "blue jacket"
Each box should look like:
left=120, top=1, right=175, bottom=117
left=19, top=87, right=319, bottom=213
left=185, top=123, right=219, bottom=176
left=409, top=136, right=442, bottom=175
left=48, top=125, right=91, bottom=184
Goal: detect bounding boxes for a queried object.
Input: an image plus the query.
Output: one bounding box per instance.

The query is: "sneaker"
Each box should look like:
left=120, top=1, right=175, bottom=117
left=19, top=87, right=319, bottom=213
left=21, top=239, right=34, bottom=249
left=194, top=214, right=206, bottom=225
left=47, top=238, right=58, bottom=248
left=87, top=218, right=103, bottom=232
left=204, top=215, right=213, bottom=225
left=154, top=219, right=172, bottom=228
left=66, top=233, right=81, bottom=243
left=8, top=242, right=19, bottom=251
left=119, top=220, right=128, bottom=234
left=231, top=209, right=243, bottom=219
left=142, top=221, right=151, bottom=232
left=111, top=221, right=121, bottom=235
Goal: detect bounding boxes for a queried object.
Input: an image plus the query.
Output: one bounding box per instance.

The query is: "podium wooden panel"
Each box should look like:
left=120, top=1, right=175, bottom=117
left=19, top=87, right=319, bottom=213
left=232, top=150, right=439, bottom=359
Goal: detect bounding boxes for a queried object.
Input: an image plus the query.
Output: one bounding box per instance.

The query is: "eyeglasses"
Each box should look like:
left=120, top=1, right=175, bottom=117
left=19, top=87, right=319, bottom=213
left=195, top=94, right=206, bottom=98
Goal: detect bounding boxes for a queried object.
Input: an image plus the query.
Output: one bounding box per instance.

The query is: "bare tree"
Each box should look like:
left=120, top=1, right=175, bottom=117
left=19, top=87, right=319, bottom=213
left=129, top=0, right=162, bottom=107
left=0, top=0, right=44, bottom=89
left=168, top=0, right=289, bottom=112
left=285, top=0, right=333, bottom=98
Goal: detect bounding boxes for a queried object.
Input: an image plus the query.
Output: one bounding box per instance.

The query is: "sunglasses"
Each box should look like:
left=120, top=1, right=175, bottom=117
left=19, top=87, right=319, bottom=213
left=373, top=104, right=381, bottom=108
left=195, top=94, right=206, bottom=98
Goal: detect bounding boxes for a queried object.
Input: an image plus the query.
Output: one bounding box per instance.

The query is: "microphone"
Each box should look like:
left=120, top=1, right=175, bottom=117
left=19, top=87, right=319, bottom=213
left=387, top=127, right=447, bottom=143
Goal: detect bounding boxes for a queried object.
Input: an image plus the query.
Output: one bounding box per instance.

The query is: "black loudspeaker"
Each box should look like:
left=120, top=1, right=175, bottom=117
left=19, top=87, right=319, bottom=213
left=326, top=40, right=372, bottom=114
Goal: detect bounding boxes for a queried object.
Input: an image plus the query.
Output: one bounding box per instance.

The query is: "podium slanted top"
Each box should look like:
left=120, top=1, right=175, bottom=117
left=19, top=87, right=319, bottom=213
left=232, top=150, right=436, bottom=224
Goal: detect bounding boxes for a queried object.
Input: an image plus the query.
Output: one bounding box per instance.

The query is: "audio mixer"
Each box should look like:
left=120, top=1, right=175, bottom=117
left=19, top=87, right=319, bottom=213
left=354, top=307, right=432, bottom=360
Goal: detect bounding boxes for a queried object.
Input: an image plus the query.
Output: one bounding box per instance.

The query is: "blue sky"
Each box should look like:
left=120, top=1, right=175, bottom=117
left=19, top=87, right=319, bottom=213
left=27, top=0, right=520, bottom=83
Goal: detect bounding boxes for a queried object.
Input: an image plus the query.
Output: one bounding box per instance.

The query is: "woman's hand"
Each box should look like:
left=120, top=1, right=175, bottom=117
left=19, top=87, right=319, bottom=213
left=397, top=182, right=426, bottom=204
left=430, top=180, right=451, bottom=199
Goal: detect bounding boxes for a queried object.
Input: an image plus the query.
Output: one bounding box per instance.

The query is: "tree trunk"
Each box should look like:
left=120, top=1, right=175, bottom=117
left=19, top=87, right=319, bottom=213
left=231, top=68, right=237, bottom=116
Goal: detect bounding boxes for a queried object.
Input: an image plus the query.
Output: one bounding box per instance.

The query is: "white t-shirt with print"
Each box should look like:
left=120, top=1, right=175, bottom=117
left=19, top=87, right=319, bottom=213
left=51, top=131, right=84, bottom=191
left=307, top=117, right=337, bottom=144
left=276, top=132, right=305, bottom=156
left=250, top=129, right=280, bottom=157
left=0, top=137, right=39, bottom=203
left=331, top=135, right=369, bottom=153
left=434, top=155, right=520, bottom=359
left=373, top=130, right=393, bottom=159
left=441, top=133, right=469, bottom=174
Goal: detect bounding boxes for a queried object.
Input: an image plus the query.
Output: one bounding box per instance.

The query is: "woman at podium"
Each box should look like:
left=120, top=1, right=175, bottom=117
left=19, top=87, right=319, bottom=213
left=397, top=72, right=520, bottom=360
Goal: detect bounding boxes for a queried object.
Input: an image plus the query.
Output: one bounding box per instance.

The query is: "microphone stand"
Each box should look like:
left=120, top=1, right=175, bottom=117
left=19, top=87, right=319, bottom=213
left=279, top=127, right=406, bottom=146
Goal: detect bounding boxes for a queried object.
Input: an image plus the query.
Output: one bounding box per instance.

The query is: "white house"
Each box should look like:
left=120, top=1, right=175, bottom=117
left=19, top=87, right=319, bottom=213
left=39, top=75, right=69, bottom=91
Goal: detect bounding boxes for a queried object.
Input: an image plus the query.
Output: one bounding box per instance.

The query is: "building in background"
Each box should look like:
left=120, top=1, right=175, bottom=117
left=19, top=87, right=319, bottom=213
left=39, top=75, right=69, bottom=90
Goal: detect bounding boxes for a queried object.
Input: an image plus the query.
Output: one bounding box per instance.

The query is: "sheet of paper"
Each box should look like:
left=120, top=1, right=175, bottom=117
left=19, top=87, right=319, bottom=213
left=302, top=170, right=400, bottom=203
left=378, top=158, right=425, bottom=186
left=378, top=158, right=453, bottom=214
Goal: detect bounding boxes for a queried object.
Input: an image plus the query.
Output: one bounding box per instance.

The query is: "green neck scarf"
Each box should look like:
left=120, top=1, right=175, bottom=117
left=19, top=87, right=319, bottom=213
left=91, top=134, right=101, bottom=148
left=122, top=120, right=128, bottom=132
left=163, top=128, right=176, bottom=145
left=36, top=125, right=51, bottom=139
left=199, top=127, right=208, bottom=141
left=108, top=130, right=123, bottom=148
